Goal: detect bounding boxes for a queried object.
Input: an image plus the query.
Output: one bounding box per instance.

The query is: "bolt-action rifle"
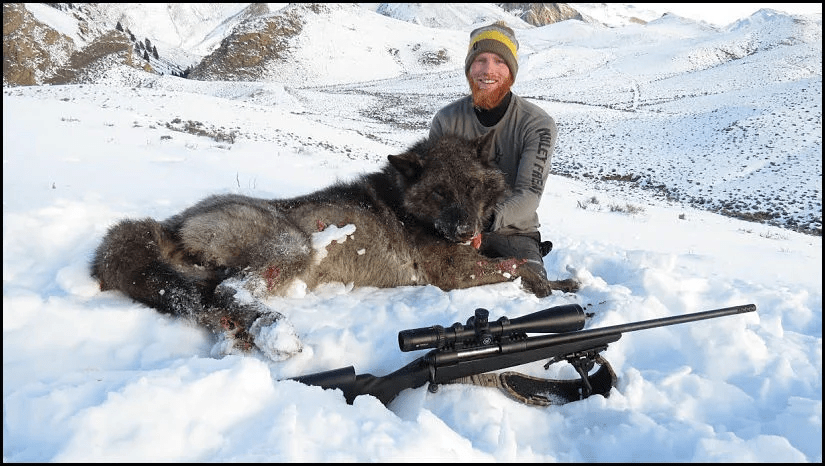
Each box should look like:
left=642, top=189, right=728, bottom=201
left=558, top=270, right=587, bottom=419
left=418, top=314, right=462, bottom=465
left=290, top=303, right=756, bottom=406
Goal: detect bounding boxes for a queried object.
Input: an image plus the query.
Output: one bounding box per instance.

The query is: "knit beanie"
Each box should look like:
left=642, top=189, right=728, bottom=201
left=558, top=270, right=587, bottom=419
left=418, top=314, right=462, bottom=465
left=464, top=21, right=519, bottom=79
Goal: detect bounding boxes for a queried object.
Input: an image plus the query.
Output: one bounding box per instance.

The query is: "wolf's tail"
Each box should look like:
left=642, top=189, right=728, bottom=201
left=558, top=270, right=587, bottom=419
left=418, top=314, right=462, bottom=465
left=91, top=218, right=211, bottom=319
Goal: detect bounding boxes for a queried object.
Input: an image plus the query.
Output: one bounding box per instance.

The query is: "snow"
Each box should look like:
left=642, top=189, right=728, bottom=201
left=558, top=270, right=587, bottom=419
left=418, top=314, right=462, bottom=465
left=574, top=3, right=823, bottom=28
left=312, top=224, right=357, bottom=262
left=3, top=3, right=822, bottom=463
left=22, top=3, right=84, bottom=45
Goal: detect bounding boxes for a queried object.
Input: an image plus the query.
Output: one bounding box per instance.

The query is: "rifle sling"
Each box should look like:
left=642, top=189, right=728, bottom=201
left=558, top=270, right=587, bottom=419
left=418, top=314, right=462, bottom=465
left=440, top=355, right=617, bottom=406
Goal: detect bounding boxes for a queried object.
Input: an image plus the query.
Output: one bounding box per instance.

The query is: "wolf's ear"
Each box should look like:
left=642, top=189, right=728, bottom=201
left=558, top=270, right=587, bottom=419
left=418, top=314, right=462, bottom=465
left=475, top=130, right=496, bottom=165
left=388, top=151, right=424, bottom=180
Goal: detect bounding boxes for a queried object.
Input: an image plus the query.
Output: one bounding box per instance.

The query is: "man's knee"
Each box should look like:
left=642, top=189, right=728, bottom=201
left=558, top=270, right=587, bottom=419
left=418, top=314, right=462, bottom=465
left=481, top=232, right=547, bottom=279
left=523, top=258, right=547, bottom=280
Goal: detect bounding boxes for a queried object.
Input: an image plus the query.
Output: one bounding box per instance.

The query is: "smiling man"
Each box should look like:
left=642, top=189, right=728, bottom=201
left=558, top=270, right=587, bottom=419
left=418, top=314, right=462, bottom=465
left=429, top=21, right=562, bottom=284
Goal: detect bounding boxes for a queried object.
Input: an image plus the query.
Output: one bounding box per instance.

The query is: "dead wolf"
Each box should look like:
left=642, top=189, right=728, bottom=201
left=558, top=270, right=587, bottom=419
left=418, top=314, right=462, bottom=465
left=91, top=131, right=579, bottom=359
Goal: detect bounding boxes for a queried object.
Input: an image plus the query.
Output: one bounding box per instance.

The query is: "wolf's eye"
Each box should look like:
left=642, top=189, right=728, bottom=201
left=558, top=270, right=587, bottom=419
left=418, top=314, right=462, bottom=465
left=429, top=190, right=445, bottom=203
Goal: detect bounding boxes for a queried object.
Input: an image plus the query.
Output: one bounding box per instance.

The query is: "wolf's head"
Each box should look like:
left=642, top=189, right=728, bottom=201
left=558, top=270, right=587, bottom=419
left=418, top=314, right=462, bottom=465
left=388, top=131, right=509, bottom=243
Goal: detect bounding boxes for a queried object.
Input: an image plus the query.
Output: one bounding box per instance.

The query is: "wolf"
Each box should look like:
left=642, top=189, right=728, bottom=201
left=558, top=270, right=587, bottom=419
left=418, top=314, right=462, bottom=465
left=91, top=131, right=579, bottom=360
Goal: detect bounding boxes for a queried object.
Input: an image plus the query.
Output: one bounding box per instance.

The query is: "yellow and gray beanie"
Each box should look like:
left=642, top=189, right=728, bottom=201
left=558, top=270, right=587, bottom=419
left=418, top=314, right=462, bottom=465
left=464, top=21, right=519, bottom=79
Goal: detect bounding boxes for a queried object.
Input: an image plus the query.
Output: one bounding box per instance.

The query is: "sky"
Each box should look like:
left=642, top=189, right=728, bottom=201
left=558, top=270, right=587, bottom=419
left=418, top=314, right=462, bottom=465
left=3, top=3, right=822, bottom=463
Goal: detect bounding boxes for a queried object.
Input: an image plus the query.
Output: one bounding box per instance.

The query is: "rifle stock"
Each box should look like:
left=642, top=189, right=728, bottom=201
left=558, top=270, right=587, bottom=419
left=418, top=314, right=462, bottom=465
left=289, top=303, right=756, bottom=406
left=290, top=358, right=432, bottom=405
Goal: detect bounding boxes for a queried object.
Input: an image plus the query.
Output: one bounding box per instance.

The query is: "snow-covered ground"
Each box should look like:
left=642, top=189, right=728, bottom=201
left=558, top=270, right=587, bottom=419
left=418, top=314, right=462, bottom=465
left=3, top=3, right=821, bottom=462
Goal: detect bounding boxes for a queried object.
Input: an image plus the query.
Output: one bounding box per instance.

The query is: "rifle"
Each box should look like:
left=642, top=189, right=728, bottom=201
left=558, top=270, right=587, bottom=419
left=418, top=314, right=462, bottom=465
left=289, top=303, right=756, bottom=406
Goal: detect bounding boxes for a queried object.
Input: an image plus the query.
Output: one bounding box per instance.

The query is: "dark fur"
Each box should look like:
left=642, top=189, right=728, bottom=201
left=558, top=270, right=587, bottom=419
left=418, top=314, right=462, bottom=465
left=91, top=132, right=578, bottom=355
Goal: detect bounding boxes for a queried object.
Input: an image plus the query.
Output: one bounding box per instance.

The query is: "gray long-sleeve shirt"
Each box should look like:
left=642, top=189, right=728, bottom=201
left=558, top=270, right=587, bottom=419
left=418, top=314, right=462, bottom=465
left=429, top=94, right=557, bottom=235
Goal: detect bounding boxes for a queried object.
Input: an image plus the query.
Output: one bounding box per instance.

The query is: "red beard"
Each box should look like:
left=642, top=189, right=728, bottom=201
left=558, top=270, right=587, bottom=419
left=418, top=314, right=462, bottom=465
left=468, top=75, right=514, bottom=110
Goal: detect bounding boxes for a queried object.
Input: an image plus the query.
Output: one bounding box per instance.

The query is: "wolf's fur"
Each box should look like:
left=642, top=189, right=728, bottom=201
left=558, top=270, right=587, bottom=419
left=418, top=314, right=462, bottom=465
left=91, top=132, right=578, bottom=357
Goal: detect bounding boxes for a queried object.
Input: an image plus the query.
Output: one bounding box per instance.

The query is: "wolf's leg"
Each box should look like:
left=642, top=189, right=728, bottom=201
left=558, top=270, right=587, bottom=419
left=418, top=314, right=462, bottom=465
left=475, top=232, right=578, bottom=295
left=473, top=256, right=579, bottom=297
left=417, top=243, right=517, bottom=291
left=204, top=278, right=302, bottom=360
left=419, top=245, right=578, bottom=298
left=169, top=197, right=309, bottom=358
left=511, top=263, right=580, bottom=297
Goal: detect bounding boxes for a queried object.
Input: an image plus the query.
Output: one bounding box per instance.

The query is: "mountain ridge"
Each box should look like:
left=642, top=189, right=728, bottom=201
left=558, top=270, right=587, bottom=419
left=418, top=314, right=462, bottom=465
left=3, top=3, right=821, bottom=235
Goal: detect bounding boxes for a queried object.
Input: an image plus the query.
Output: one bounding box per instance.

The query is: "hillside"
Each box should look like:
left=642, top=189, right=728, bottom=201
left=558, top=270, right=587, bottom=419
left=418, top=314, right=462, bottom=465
left=2, top=4, right=822, bottom=462
left=3, top=3, right=822, bottom=234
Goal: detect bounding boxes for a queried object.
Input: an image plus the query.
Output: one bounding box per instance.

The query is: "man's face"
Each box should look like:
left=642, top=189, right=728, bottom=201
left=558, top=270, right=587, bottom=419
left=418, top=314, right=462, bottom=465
left=468, top=52, right=513, bottom=109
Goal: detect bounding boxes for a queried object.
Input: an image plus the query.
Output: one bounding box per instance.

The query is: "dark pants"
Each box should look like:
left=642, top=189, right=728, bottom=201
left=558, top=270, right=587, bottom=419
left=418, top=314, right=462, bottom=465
left=479, top=231, right=547, bottom=280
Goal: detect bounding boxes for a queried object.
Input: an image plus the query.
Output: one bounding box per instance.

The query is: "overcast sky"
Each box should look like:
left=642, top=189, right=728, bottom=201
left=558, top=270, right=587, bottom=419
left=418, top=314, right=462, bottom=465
left=633, top=3, right=822, bottom=26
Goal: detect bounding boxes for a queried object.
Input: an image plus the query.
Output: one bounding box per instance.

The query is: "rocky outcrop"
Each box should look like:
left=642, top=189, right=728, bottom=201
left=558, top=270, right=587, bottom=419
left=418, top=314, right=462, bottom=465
left=3, top=3, right=75, bottom=86
left=3, top=3, right=148, bottom=86
left=189, top=3, right=309, bottom=82
left=497, top=3, right=584, bottom=26
left=45, top=30, right=134, bottom=84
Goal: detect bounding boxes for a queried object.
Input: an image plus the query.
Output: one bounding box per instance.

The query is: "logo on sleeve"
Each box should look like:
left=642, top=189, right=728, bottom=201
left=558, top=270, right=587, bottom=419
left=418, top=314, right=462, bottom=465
left=529, top=128, right=553, bottom=194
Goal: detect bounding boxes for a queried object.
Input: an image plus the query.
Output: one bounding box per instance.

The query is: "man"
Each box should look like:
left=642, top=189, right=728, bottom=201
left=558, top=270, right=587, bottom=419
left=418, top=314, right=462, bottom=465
left=429, top=21, right=557, bottom=281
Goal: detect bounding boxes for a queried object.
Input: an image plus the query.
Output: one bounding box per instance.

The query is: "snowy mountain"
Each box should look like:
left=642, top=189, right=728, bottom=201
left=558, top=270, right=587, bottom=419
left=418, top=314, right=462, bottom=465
left=4, top=3, right=820, bottom=234
left=3, top=4, right=822, bottom=462
left=0, top=3, right=716, bottom=86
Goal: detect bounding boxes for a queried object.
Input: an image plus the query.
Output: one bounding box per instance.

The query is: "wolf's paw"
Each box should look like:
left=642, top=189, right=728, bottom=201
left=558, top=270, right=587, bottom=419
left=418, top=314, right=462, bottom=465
left=210, top=328, right=250, bottom=357
left=249, top=312, right=303, bottom=362
left=522, top=276, right=580, bottom=298
left=547, top=278, right=580, bottom=293
left=516, top=273, right=552, bottom=298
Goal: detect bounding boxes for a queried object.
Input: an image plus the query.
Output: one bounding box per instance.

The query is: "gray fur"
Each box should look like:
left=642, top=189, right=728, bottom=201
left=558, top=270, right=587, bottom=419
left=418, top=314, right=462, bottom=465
left=91, top=132, right=578, bottom=355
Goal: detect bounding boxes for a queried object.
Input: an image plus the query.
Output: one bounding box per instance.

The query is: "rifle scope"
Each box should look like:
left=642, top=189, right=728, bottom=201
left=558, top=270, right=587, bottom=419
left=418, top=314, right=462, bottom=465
left=398, top=303, right=586, bottom=352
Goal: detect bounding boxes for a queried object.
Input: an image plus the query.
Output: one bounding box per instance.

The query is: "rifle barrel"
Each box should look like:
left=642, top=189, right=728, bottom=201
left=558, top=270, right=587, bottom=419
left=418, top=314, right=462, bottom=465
left=290, top=304, right=756, bottom=405
left=522, top=303, right=756, bottom=349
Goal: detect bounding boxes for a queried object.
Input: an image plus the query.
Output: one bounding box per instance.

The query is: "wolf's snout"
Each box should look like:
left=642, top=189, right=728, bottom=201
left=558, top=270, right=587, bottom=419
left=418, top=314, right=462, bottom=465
left=435, top=206, right=478, bottom=242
